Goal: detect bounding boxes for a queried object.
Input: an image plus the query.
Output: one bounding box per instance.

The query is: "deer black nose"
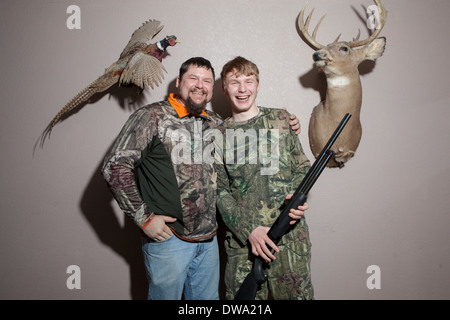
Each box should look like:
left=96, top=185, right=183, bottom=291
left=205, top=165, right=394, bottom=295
left=313, top=52, right=322, bottom=61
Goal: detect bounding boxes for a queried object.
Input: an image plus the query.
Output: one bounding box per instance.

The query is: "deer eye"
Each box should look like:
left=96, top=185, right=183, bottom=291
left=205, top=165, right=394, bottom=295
left=340, top=46, right=349, bottom=52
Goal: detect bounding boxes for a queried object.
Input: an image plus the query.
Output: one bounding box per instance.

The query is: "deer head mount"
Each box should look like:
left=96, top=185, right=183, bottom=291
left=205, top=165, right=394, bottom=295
left=298, top=0, right=387, bottom=167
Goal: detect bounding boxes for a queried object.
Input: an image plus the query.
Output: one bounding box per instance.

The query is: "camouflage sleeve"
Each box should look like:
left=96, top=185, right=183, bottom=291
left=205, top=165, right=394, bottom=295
left=270, top=108, right=310, bottom=191
left=288, top=123, right=311, bottom=190
left=101, top=107, right=155, bottom=228
left=214, top=142, right=253, bottom=246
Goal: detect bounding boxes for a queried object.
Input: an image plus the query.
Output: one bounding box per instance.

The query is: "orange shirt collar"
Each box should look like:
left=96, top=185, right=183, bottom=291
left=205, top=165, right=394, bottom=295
left=168, top=93, right=209, bottom=118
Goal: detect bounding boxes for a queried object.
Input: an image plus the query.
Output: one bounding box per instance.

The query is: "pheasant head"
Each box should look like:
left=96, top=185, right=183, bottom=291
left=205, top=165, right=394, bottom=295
left=157, top=35, right=178, bottom=50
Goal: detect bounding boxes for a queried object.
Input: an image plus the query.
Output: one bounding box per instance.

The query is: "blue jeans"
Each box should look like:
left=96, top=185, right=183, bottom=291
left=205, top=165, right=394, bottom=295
left=142, top=235, right=220, bottom=300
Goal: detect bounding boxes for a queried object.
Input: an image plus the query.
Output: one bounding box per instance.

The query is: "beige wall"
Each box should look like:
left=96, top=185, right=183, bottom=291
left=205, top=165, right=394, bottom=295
left=1, top=0, right=449, bottom=299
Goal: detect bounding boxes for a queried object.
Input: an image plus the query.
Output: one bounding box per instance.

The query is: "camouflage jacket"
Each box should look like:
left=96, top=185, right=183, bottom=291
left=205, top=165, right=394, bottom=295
left=215, top=107, right=312, bottom=248
left=102, top=94, right=222, bottom=241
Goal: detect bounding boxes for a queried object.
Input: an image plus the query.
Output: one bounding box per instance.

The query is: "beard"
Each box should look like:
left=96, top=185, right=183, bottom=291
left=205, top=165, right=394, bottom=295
left=185, top=95, right=207, bottom=116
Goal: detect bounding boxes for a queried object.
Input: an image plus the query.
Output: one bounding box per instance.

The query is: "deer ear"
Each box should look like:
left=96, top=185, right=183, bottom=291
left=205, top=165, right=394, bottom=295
left=364, top=37, right=386, bottom=61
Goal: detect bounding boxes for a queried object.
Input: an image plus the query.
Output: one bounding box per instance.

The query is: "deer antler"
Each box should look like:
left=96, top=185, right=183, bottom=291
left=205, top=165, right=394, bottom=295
left=298, top=0, right=387, bottom=50
left=349, top=0, right=387, bottom=48
left=298, top=2, right=325, bottom=50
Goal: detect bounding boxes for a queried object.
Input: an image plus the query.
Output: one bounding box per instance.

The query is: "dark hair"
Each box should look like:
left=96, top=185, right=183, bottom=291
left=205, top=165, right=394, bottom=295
left=179, top=57, right=215, bottom=80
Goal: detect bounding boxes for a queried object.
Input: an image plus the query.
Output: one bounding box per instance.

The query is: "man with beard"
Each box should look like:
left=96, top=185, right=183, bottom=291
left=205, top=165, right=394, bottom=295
left=102, top=57, right=302, bottom=300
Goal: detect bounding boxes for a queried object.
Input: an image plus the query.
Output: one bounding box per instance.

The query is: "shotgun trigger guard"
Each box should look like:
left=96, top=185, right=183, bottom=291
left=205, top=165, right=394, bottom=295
left=253, top=258, right=267, bottom=284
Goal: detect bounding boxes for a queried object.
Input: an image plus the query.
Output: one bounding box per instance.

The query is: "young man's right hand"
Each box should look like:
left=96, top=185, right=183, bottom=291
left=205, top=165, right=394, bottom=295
left=248, top=226, right=280, bottom=262
left=142, top=215, right=176, bottom=241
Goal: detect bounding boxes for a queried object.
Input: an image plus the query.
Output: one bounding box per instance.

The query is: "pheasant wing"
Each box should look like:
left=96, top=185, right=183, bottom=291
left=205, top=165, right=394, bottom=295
left=120, top=20, right=163, bottom=58
left=119, top=52, right=166, bottom=89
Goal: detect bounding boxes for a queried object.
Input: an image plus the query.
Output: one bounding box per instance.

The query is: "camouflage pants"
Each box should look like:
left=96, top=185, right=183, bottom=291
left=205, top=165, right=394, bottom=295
left=224, top=240, right=314, bottom=300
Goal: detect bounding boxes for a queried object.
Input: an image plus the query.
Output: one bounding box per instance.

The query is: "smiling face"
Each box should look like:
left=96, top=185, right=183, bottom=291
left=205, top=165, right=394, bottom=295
left=176, top=65, right=214, bottom=115
left=222, top=71, right=260, bottom=120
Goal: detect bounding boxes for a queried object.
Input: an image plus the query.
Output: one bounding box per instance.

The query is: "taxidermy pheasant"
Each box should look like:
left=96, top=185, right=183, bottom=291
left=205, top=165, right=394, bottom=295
left=38, top=19, right=177, bottom=146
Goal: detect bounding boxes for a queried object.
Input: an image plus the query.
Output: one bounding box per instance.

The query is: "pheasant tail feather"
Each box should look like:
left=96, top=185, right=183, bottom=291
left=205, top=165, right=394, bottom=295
left=36, top=82, right=102, bottom=150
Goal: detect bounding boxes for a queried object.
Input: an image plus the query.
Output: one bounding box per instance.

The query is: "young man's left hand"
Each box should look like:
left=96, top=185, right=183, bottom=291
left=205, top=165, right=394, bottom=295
left=286, top=194, right=309, bottom=225
left=283, top=107, right=301, bottom=135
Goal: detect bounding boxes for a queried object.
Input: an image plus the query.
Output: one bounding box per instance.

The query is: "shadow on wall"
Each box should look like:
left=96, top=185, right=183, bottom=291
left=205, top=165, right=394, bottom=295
left=74, top=82, right=156, bottom=300
left=80, top=158, right=148, bottom=300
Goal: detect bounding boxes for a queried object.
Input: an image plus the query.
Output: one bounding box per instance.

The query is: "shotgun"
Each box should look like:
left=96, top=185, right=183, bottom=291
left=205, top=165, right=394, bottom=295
left=234, top=113, right=352, bottom=300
